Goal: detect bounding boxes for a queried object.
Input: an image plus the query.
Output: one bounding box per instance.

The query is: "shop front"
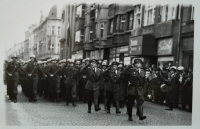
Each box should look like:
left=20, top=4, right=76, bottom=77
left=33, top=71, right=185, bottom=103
left=157, top=37, right=175, bottom=69
left=109, top=46, right=130, bottom=65
left=128, top=35, right=157, bottom=67
left=180, top=37, right=194, bottom=69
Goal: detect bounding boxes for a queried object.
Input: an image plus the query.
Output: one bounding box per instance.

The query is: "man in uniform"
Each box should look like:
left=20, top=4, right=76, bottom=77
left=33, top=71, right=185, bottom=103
left=122, top=59, right=146, bottom=121
left=6, top=54, right=23, bottom=103
left=47, top=58, right=61, bottom=102
left=37, top=61, right=47, bottom=97
left=102, top=62, right=121, bottom=114
left=25, top=55, right=40, bottom=102
left=62, top=59, right=79, bottom=106
left=80, top=59, right=101, bottom=113
left=79, top=59, right=88, bottom=103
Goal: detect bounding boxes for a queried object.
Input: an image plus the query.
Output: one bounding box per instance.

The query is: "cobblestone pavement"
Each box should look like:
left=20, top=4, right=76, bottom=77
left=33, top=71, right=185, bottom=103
left=5, top=86, right=192, bottom=126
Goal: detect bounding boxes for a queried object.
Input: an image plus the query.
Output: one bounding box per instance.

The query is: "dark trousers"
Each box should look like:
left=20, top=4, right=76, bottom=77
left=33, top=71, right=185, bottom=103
left=65, top=84, right=77, bottom=102
left=180, top=90, right=187, bottom=108
left=27, top=77, right=38, bottom=99
left=86, top=90, right=99, bottom=110
left=7, top=79, right=19, bottom=100
left=38, top=79, right=45, bottom=96
left=60, top=79, right=66, bottom=100
left=106, top=91, right=120, bottom=112
left=44, top=78, right=49, bottom=98
left=127, top=94, right=144, bottom=118
left=79, top=80, right=87, bottom=101
left=49, top=79, right=60, bottom=100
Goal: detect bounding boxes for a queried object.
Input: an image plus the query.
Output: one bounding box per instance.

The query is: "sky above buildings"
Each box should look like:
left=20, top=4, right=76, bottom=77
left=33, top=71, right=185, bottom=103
left=0, top=0, right=197, bottom=52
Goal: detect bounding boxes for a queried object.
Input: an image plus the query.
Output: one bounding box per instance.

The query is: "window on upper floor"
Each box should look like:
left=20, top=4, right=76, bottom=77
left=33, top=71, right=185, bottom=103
left=115, top=15, right=120, bottom=32
left=159, top=5, right=178, bottom=22
left=58, top=27, right=60, bottom=36
left=109, top=19, right=114, bottom=34
left=119, top=15, right=126, bottom=32
left=76, top=5, right=85, bottom=18
left=191, top=6, right=194, bottom=20
left=89, top=27, right=94, bottom=42
left=100, top=23, right=104, bottom=38
left=144, top=5, right=155, bottom=26
left=128, top=11, right=134, bottom=30
left=134, top=5, right=141, bottom=29
left=52, top=26, right=55, bottom=35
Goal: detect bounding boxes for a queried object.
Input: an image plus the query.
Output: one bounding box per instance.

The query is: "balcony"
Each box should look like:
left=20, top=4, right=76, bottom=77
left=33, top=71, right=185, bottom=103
left=83, top=42, right=96, bottom=50
left=75, top=17, right=85, bottom=31
left=74, top=42, right=84, bottom=51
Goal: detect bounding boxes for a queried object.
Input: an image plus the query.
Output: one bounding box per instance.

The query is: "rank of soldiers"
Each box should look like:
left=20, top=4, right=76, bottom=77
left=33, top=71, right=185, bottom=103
left=5, top=54, right=193, bottom=122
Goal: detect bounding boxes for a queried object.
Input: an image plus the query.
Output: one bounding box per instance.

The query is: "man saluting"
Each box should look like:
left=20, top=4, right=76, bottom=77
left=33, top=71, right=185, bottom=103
left=122, top=59, right=146, bottom=121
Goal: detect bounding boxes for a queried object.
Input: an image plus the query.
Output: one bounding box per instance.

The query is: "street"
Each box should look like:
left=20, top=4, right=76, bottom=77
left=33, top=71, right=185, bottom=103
left=5, top=86, right=192, bottom=126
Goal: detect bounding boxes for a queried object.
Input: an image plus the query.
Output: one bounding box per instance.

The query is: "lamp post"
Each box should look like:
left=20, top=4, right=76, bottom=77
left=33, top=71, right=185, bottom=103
left=61, top=48, right=63, bottom=59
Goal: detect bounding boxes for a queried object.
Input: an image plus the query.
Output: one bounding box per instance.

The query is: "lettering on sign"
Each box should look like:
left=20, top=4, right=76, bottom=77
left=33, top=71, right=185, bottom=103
left=130, top=40, right=138, bottom=46
left=157, top=38, right=173, bottom=55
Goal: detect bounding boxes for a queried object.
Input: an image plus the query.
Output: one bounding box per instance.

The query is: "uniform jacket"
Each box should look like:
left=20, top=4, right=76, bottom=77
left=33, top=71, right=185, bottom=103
left=122, top=67, right=145, bottom=96
left=81, top=65, right=101, bottom=91
left=6, top=60, right=22, bottom=80
left=25, top=61, right=39, bottom=78
left=62, top=66, right=78, bottom=86
left=102, top=69, right=121, bottom=92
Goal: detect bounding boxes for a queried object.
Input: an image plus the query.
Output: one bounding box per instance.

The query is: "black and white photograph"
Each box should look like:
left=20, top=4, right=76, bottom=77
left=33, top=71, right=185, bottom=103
left=0, top=0, right=199, bottom=127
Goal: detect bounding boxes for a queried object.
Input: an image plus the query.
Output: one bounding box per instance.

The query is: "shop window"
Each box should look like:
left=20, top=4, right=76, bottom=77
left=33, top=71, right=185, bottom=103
left=134, top=5, right=141, bottom=29
left=128, top=11, right=134, bottom=30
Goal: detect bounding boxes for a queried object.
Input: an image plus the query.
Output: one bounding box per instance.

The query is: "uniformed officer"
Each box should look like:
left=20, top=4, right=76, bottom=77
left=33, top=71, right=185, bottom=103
left=122, top=59, right=146, bottom=121
left=102, top=62, right=121, bottom=114
left=59, top=59, right=67, bottom=101
left=99, top=60, right=108, bottom=109
left=74, top=59, right=82, bottom=101
left=6, top=54, right=23, bottom=103
left=25, top=55, right=40, bottom=102
left=43, top=59, right=51, bottom=100
left=79, top=59, right=88, bottom=102
left=80, top=59, right=101, bottom=113
left=117, top=61, right=126, bottom=108
left=47, top=58, right=61, bottom=102
left=62, top=59, right=79, bottom=106
left=37, top=61, right=47, bottom=97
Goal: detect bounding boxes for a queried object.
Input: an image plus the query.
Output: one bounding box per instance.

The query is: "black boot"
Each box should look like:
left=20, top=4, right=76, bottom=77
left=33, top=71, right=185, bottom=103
left=137, top=106, right=146, bottom=120
left=128, top=117, right=133, bottom=121
left=56, top=94, right=60, bottom=102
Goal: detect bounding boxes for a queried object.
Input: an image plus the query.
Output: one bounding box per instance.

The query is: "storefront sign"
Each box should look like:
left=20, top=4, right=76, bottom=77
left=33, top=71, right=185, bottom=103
left=116, top=46, right=128, bottom=53
left=157, top=38, right=173, bottom=55
left=129, top=37, right=143, bottom=55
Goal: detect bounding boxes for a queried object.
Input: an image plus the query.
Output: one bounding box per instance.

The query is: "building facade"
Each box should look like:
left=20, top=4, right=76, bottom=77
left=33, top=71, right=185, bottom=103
left=33, top=5, right=62, bottom=60
left=59, top=3, right=194, bottom=69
